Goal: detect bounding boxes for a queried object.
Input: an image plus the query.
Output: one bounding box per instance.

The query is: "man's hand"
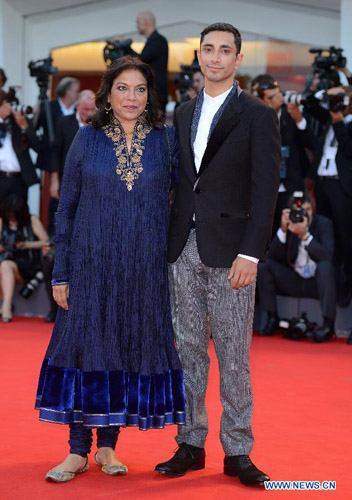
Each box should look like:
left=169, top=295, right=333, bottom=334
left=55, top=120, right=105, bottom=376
left=281, top=208, right=291, bottom=233
left=228, top=256, right=257, bottom=289
left=330, top=111, right=344, bottom=123
left=287, top=103, right=303, bottom=123
left=287, top=216, right=309, bottom=239
left=52, top=284, right=69, bottom=311
left=50, top=172, right=60, bottom=200
left=12, top=111, right=28, bottom=130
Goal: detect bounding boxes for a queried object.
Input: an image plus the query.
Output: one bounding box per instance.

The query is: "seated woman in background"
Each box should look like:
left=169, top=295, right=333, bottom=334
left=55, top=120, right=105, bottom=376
left=0, top=194, right=48, bottom=322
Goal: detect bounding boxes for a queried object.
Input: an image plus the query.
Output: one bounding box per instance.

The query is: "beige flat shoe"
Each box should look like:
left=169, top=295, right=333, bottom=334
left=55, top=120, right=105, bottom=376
left=45, top=458, right=89, bottom=483
left=94, top=451, right=128, bottom=476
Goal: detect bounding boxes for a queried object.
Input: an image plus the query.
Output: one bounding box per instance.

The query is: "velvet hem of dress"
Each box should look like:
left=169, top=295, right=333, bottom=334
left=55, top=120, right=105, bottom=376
left=35, top=359, right=186, bottom=430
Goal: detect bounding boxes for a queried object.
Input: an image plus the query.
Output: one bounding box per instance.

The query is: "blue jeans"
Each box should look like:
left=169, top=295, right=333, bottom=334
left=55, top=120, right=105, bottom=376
left=69, top=423, right=120, bottom=457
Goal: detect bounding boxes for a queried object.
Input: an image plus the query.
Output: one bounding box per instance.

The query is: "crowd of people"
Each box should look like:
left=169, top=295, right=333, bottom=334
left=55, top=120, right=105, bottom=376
left=0, top=12, right=351, bottom=343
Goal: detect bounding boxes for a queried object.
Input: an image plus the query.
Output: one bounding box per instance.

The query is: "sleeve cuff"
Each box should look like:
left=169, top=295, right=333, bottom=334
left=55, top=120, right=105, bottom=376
left=301, top=234, right=313, bottom=246
left=277, top=228, right=287, bottom=244
left=296, top=117, right=307, bottom=130
left=237, top=254, right=259, bottom=264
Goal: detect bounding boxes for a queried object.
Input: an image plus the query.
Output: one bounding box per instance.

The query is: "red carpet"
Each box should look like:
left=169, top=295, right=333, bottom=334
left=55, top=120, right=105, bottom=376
left=1, top=317, right=351, bottom=499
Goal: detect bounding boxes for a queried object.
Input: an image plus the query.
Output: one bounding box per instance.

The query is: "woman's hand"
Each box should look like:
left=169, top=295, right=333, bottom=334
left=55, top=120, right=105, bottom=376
left=52, top=284, right=69, bottom=310
left=15, top=241, right=32, bottom=250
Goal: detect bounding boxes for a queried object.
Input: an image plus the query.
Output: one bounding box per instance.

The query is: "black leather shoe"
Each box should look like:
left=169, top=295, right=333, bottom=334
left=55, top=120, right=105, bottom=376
left=45, top=309, right=57, bottom=322
left=258, top=313, right=279, bottom=336
left=224, top=455, right=270, bottom=487
left=347, top=332, right=352, bottom=345
left=155, top=443, right=205, bottom=477
left=312, top=319, right=335, bottom=343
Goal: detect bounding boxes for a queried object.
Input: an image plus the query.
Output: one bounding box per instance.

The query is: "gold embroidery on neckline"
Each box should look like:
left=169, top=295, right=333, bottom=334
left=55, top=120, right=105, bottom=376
left=103, top=118, right=152, bottom=191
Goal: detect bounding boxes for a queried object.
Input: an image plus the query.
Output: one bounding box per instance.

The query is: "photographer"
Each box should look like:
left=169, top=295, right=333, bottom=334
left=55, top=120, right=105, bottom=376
left=257, top=192, right=336, bottom=343
left=125, top=11, right=168, bottom=111
left=35, top=77, right=80, bottom=234
left=0, top=89, right=40, bottom=204
left=0, top=195, right=48, bottom=323
left=305, top=81, right=352, bottom=308
left=256, top=79, right=317, bottom=234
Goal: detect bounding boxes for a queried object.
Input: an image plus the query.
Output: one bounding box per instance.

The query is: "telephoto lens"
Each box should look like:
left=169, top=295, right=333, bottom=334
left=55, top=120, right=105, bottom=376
left=19, top=271, right=44, bottom=299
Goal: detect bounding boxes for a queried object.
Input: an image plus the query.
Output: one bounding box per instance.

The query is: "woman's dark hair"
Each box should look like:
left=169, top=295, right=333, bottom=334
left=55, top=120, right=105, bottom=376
left=0, top=68, right=7, bottom=87
left=0, top=89, right=8, bottom=106
left=0, top=194, right=31, bottom=228
left=90, top=56, right=163, bottom=130
left=200, top=23, right=242, bottom=55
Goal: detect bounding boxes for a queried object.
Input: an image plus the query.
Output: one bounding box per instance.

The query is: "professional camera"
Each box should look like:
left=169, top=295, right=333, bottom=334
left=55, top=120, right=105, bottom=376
left=280, top=313, right=316, bottom=341
left=174, top=53, right=200, bottom=103
left=309, top=46, right=346, bottom=91
left=28, top=57, right=58, bottom=80
left=19, top=270, right=44, bottom=299
left=289, top=191, right=308, bottom=223
left=103, top=39, right=133, bottom=66
left=7, top=86, right=33, bottom=117
left=283, top=90, right=311, bottom=107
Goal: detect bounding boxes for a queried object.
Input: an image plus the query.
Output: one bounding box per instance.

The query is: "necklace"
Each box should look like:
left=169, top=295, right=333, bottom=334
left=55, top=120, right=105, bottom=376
left=124, top=130, right=134, bottom=136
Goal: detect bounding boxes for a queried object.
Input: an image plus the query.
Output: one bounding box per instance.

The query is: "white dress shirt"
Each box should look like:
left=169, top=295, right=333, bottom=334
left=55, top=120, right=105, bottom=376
left=0, top=118, right=21, bottom=173
left=76, top=111, right=84, bottom=128
left=277, top=228, right=316, bottom=278
left=58, top=98, right=75, bottom=116
left=193, top=88, right=258, bottom=264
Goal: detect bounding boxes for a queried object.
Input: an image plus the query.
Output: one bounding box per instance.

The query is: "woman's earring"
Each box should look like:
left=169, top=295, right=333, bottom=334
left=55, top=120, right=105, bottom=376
left=105, top=103, right=112, bottom=114
left=144, top=101, right=150, bottom=113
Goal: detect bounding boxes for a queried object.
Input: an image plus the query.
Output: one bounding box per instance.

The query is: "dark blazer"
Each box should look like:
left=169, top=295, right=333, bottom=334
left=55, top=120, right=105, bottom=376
left=269, top=214, right=334, bottom=266
left=128, top=31, right=168, bottom=106
left=311, top=116, right=352, bottom=197
left=168, top=91, right=281, bottom=266
left=51, top=114, right=79, bottom=179
left=9, top=117, right=40, bottom=186
left=36, top=100, right=64, bottom=171
left=279, top=105, right=316, bottom=192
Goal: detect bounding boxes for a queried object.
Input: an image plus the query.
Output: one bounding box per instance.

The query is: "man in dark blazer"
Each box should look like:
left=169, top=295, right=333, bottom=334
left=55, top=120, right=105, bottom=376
left=257, top=79, right=317, bottom=234
left=127, top=11, right=168, bottom=111
left=306, top=88, right=352, bottom=310
left=42, top=90, right=95, bottom=322
left=36, top=77, right=80, bottom=235
left=0, top=90, right=40, bottom=203
left=155, top=23, right=281, bottom=487
left=257, top=193, right=336, bottom=342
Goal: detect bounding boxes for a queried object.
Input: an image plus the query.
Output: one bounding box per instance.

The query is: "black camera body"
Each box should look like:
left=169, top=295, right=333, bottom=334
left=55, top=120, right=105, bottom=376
left=28, top=57, right=57, bottom=79
left=289, top=191, right=308, bottom=223
left=103, top=39, right=133, bottom=66
left=19, top=270, right=44, bottom=299
left=280, top=313, right=316, bottom=341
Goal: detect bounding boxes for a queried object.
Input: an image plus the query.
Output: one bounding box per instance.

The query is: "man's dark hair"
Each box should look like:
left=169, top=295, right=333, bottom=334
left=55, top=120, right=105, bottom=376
left=251, top=74, right=274, bottom=90
left=90, top=55, right=163, bottom=130
left=200, top=23, right=242, bottom=54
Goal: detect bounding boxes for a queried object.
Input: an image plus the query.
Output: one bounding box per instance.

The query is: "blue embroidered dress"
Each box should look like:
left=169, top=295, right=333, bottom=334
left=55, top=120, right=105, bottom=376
left=35, top=120, right=186, bottom=429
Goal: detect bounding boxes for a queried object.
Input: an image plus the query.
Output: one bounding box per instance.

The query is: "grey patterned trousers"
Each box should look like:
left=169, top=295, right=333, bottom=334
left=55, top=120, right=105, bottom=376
left=169, top=230, right=255, bottom=456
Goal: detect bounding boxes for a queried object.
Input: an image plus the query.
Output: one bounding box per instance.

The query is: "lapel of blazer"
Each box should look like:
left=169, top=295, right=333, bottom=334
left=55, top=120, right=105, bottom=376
left=177, top=99, right=197, bottom=180
left=197, top=91, right=242, bottom=180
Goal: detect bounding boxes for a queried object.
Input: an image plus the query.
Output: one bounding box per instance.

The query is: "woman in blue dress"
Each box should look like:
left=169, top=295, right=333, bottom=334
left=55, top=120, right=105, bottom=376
left=35, top=56, right=185, bottom=482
